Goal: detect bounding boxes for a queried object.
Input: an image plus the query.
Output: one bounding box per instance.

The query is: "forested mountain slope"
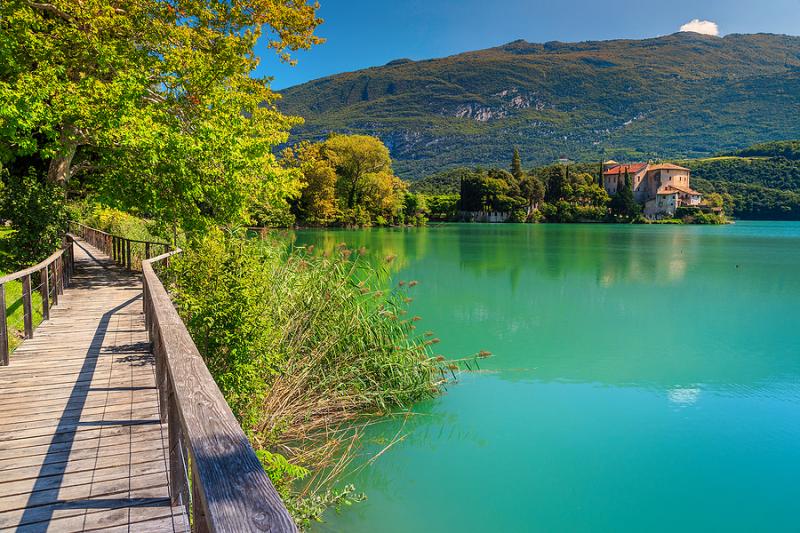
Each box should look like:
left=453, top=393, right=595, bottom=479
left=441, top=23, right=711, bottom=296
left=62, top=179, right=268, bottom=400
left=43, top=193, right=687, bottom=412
left=279, top=33, right=800, bottom=179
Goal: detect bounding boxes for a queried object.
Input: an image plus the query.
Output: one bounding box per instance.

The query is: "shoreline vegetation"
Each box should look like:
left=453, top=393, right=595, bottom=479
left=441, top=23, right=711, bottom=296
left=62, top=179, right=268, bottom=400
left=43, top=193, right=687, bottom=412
left=276, top=137, right=730, bottom=229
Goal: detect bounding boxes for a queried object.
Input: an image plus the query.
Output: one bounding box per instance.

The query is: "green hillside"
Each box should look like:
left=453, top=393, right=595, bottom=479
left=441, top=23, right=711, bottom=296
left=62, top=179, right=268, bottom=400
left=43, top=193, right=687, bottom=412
left=684, top=148, right=800, bottom=219
left=279, top=33, right=800, bottom=179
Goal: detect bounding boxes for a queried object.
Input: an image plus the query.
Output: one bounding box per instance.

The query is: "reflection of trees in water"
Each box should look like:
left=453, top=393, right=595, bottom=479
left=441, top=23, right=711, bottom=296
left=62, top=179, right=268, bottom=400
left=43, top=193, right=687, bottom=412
left=290, top=227, right=434, bottom=277
left=290, top=224, right=800, bottom=391
left=452, top=224, right=698, bottom=290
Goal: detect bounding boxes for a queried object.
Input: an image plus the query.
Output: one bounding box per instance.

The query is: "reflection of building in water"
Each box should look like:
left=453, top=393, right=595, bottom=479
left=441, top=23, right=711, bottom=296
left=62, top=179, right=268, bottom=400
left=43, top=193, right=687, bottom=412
left=602, top=161, right=709, bottom=219
left=598, top=230, right=689, bottom=287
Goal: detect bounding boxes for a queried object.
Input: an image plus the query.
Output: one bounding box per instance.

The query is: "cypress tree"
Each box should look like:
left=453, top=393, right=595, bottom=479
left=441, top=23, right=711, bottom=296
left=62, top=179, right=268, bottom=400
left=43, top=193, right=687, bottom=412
left=511, top=148, right=523, bottom=180
left=598, top=160, right=604, bottom=187
left=610, top=167, right=637, bottom=220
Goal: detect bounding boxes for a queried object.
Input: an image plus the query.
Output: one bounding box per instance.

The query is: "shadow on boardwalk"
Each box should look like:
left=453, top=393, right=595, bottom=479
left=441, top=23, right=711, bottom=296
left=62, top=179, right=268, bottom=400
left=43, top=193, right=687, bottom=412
left=0, top=238, right=188, bottom=532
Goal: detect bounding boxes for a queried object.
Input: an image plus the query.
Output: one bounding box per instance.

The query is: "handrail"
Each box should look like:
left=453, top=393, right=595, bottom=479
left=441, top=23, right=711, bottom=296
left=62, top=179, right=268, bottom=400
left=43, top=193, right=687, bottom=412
left=0, top=238, right=74, bottom=365
left=142, top=251, right=296, bottom=532
left=69, top=221, right=170, bottom=271
left=70, top=221, right=171, bottom=246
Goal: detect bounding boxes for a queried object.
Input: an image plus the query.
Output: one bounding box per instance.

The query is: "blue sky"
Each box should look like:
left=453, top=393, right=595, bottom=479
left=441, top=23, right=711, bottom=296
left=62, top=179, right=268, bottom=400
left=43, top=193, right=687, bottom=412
left=256, top=0, right=800, bottom=89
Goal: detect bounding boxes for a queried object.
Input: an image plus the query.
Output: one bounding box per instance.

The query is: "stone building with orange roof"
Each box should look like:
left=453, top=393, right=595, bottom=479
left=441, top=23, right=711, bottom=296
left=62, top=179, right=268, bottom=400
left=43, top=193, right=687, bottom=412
left=602, top=162, right=703, bottom=219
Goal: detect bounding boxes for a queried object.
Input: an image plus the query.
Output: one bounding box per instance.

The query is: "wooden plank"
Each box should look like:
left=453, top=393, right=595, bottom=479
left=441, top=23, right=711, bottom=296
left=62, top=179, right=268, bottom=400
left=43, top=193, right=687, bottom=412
left=0, top=377, right=156, bottom=404
left=0, top=400, right=160, bottom=434
left=15, top=504, right=189, bottom=533
left=0, top=425, right=164, bottom=461
left=0, top=472, right=170, bottom=529
left=0, top=390, right=158, bottom=421
left=0, top=447, right=164, bottom=496
left=0, top=434, right=165, bottom=474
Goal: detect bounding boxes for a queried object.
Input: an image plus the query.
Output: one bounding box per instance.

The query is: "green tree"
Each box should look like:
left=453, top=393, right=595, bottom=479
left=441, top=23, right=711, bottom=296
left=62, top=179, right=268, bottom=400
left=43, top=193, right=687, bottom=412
left=282, top=142, right=338, bottom=225
left=0, top=0, right=323, bottom=232
left=323, top=135, right=393, bottom=209
left=510, top=148, right=523, bottom=180
left=519, top=174, right=545, bottom=212
left=609, top=171, right=639, bottom=220
left=543, top=165, right=567, bottom=203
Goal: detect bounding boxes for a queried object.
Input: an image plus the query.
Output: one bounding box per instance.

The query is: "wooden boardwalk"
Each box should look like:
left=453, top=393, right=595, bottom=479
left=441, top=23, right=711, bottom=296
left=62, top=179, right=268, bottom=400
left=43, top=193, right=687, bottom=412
left=0, top=239, right=189, bottom=532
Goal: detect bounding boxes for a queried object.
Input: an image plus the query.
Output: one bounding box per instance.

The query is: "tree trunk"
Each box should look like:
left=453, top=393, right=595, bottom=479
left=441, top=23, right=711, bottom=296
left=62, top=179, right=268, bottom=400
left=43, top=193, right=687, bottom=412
left=47, top=136, right=78, bottom=191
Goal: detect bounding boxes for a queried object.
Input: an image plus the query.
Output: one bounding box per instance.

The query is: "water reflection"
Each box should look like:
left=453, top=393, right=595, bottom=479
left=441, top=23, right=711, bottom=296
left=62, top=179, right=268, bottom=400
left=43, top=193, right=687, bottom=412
left=294, top=223, right=800, bottom=392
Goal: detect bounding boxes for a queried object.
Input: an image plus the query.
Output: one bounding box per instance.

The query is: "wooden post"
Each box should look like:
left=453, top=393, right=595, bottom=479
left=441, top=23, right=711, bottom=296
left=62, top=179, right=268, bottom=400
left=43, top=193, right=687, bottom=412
left=0, top=284, right=7, bottom=366
left=22, top=275, right=33, bottom=339
left=145, top=242, right=150, bottom=260
left=192, top=468, right=210, bottom=533
left=56, top=257, right=63, bottom=296
left=168, top=384, right=188, bottom=508
left=69, top=242, right=75, bottom=283
left=126, top=240, right=132, bottom=270
left=41, top=266, right=50, bottom=321
left=51, top=264, right=59, bottom=307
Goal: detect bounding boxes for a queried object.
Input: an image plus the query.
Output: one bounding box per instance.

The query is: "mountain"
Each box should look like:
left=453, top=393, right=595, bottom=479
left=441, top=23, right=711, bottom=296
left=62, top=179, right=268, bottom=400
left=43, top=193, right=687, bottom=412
left=278, top=33, right=800, bottom=179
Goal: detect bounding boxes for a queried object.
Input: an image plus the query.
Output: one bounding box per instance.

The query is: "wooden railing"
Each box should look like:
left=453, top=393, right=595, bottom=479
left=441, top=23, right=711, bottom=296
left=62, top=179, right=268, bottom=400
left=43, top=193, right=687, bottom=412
left=143, top=251, right=296, bottom=532
left=0, top=240, right=74, bottom=365
left=70, top=221, right=171, bottom=270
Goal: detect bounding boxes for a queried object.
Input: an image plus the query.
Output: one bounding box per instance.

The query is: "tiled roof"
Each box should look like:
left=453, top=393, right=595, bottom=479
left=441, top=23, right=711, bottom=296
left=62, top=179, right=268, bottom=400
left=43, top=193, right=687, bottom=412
left=603, top=163, right=647, bottom=175
left=657, top=185, right=702, bottom=195
left=649, top=163, right=690, bottom=171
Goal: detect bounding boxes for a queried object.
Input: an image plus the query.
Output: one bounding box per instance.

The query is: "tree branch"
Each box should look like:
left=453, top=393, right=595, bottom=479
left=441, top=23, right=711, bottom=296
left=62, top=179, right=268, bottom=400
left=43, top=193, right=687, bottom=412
left=23, top=1, right=73, bottom=23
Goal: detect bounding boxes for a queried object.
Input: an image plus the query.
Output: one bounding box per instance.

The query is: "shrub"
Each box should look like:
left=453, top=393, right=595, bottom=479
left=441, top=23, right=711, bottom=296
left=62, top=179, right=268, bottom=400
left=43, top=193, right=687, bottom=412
left=0, top=170, right=67, bottom=267
left=83, top=206, right=165, bottom=242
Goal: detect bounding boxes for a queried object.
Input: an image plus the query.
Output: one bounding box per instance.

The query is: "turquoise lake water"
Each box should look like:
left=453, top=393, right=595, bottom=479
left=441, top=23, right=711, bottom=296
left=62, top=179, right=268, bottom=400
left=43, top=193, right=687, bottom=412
left=295, top=222, right=800, bottom=533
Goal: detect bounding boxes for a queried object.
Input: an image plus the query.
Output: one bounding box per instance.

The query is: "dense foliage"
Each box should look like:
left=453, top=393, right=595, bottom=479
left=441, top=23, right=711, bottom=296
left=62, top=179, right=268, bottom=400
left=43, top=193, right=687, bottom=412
left=0, top=0, right=322, bottom=233
left=684, top=157, right=800, bottom=191
left=281, top=134, right=414, bottom=226
left=408, top=141, right=800, bottom=221
left=693, top=178, right=800, bottom=220
left=279, top=33, right=800, bottom=179
left=678, top=146, right=800, bottom=219
left=0, top=168, right=67, bottom=267
left=408, top=151, right=612, bottom=223
left=725, top=140, right=800, bottom=160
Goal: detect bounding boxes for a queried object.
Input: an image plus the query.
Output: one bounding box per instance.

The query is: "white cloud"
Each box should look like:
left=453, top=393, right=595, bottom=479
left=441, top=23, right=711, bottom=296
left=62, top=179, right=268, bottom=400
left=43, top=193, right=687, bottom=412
left=679, top=19, right=720, bottom=36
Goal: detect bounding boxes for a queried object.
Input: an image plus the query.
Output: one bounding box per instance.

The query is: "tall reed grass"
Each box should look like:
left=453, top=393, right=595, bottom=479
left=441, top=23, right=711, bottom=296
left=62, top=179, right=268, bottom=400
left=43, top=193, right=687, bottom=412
left=166, top=228, right=480, bottom=526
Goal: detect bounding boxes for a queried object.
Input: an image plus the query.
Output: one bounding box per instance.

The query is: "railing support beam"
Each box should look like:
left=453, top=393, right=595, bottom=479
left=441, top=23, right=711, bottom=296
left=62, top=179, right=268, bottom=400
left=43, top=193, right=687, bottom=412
left=0, top=284, right=8, bottom=366
left=41, top=267, right=50, bottom=321
left=22, top=275, right=33, bottom=339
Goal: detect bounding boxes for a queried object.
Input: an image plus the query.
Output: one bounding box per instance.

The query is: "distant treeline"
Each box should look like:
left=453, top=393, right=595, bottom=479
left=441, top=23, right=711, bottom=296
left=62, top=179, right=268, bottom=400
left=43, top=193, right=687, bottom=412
left=683, top=141, right=800, bottom=219
left=724, top=140, right=800, bottom=161
left=411, top=141, right=800, bottom=220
